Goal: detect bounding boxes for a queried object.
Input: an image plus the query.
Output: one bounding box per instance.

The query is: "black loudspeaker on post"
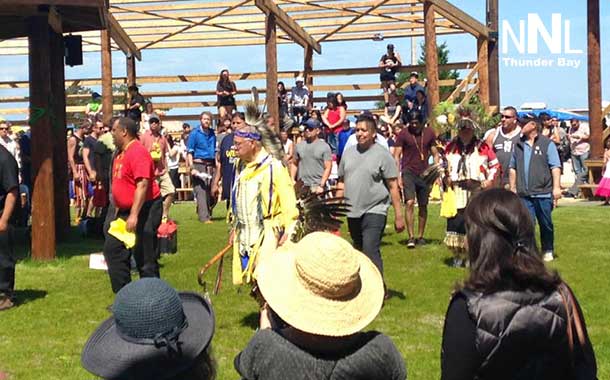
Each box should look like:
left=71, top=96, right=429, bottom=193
left=64, top=35, right=83, bottom=67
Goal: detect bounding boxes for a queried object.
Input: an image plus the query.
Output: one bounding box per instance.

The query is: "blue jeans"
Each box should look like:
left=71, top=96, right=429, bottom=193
left=348, top=213, right=387, bottom=275
left=569, top=151, right=590, bottom=194
left=522, top=197, right=554, bottom=253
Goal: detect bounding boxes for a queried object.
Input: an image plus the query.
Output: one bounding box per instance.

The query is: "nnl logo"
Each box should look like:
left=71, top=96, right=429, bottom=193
left=502, top=13, right=583, bottom=55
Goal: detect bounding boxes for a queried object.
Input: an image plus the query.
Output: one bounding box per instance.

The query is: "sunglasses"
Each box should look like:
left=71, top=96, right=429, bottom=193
left=0, top=127, right=7, bottom=130
left=501, top=114, right=514, bottom=119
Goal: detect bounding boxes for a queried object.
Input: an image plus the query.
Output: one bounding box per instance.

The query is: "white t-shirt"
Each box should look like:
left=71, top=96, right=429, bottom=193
left=569, top=123, right=591, bottom=156
left=282, top=139, right=293, bottom=155
left=0, top=136, right=20, bottom=167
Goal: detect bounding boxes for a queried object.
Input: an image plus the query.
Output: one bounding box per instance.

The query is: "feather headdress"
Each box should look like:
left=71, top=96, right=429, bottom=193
left=243, top=101, right=285, bottom=163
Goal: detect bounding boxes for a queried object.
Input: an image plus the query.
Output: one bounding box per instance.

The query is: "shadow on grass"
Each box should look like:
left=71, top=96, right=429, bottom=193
left=14, top=226, right=104, bottom=261
left=386, top=289, right=406, bottom=300
left=397, top=238, right=443, bottom=246
left=240, top=312, right=259, bottom=330
left=442, top=257, right=468, bottom=269
left=14, top=289, right=47, bottom=306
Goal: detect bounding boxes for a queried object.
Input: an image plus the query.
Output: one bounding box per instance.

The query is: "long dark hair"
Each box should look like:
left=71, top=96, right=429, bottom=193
left=218, top=69, right=231, bottom=86
left=462, top=188, right=561, bottom=294
left=335, top=92, right=347, bottom=109
left=277, top=81, right=287, bottom=95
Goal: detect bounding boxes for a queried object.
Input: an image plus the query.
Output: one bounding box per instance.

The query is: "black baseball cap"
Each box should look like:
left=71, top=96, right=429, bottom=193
left=518, top=113, right=539, bottom=125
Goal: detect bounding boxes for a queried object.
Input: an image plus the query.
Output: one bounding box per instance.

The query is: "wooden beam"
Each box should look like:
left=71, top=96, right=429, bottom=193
left=101, top=28, right=113, bottom=125
left=265, top=12, right=279, bottom=132
left=28, top=16, right=56, bottom=260
left=304, top=45, right=314, bottom=107
left=487, top=0, right=499, bottom=108
left=139, top=0, right=250, bottom=50
left=16, top=0, right=103, bottom=6
left=424, top=1, right=440, bottom=115
left=112, top=7, right=428, bottom=30
left=126, top=54, right=137, bottom=87
left=427, top=0, right=488, bottom=38
left=459, top=82, right=480, bottom=106
left=110, top=0, right=415, bottom=14
left=255, top=0, right=321, bottom=53
left=0, top=62, right=477, bottom=90
left=126, top=54, right=136, bottom=111
left=477, top=37, right=489, bottom=109
left=111, top=3, right=271, bottom=42
left=318, top=0, right=391, bottom=43
left=280, top=0, right=414, bottom=24
left=49, top=27, right=70, bottom=240
left=446, top=63, right=479, bottom=103
left=47, top=6, right=62, bottom=34
left=587, top=0, right=602, bottom=159
left=106, top=12, right=142, bottom=60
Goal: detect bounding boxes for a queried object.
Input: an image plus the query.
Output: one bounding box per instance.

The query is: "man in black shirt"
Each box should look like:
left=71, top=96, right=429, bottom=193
left=127, top=85, right=145, bottom=125
left=0, top=144, right=19, bottom=311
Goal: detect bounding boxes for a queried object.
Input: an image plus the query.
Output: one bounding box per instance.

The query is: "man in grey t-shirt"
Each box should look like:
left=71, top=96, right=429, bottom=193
left=291, top=120, right=332, bottom=194
left=337, top=114, right=404, bottom=278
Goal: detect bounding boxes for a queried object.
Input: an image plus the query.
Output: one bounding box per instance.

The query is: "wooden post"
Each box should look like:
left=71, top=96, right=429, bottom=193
left=28, top=16, right=56, bottom=260
left=424, top=1, right=440, bottom=115
left=304, top=45, right=314, bottom=108
left=487, top=0, right=500, bottom=108
left=126, top=54, right=136, bottom=112
left=588, top=0, right=602, bottom=159
left=49, top=26, right=69, bottom=241
left=127, top=54, right=136, bottom=87
left=101, top=28, right=113, bottom=126
left=477, top=37, right=490, bottom=110
left=265, top=12, right=279, bottom=132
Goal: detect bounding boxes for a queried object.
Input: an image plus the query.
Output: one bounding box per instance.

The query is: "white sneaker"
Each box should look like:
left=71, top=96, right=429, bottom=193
left=543, top=252, right=555, bottom=262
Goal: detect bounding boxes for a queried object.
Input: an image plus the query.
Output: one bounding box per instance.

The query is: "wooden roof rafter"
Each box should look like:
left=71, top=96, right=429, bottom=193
left=318, top=0, right=392, bottom=43
left=255, top=0, right=321, bottom=53
left=138, top=0, right=251, bottom=50
left=0, top=0, right=475, bottom=55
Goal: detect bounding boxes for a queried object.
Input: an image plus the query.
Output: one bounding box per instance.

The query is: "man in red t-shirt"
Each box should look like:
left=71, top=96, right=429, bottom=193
left=393, top=111, right=439, bottom=249
left=104, top=117, right=162, bottom=293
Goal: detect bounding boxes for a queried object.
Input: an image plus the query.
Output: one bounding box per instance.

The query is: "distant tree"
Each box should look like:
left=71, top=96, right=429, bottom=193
left=416, top=41, right=459, bottom=100
left=65, top=84, right=93, bottom=123
left=66, top=84, right=93, bottom=107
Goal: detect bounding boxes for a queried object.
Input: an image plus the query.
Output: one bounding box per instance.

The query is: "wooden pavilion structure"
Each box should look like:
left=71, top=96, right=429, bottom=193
left=0, top=0, right=603, bottom=258
left=0, top=0, right=110, bottom=260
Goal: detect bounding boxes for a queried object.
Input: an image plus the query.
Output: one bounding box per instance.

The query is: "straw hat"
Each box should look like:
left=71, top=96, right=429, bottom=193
left=256, top=232, right=384, bottom=337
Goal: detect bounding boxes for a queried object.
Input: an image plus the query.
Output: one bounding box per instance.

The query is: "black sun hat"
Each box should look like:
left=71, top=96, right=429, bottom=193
left=81, top=278, right=215, bottom=380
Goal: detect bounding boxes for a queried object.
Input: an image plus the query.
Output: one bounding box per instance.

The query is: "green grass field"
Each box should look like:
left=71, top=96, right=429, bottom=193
left=1, top=203, right=608, bottom=380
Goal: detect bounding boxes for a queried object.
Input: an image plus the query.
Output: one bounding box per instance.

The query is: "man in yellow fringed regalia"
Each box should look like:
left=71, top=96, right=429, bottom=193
left=229, top=103, right=299, bottom=286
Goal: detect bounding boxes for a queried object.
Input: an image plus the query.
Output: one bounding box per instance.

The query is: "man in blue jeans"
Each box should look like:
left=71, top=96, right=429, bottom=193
left=337, top=113, right=405, bottom=280
left=509, top=114, right=562, bottom=262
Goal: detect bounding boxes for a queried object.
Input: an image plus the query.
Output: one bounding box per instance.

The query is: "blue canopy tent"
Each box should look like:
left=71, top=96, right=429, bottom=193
left=517, top=109, right=589, bottom=122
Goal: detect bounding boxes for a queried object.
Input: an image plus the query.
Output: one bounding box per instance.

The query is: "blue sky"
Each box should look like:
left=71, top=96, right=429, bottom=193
left=0, top=0, right=608, bottom=120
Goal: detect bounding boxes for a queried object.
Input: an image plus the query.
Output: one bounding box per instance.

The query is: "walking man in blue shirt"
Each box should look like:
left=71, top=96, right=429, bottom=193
left=186, top=111, right=217, bottom=223
left=509, top=114, right=562, bottom=262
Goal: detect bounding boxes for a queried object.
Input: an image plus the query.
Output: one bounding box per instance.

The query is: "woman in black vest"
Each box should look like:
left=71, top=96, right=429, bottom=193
left=441, top=188, right=597, bottom=380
